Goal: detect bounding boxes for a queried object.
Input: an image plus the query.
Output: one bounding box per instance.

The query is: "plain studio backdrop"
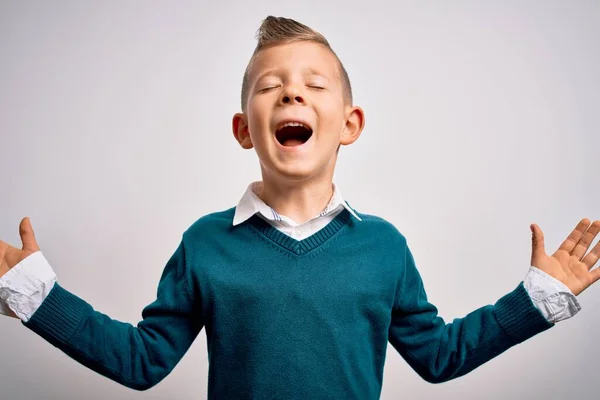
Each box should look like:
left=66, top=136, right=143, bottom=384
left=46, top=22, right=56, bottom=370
left=0, top=1, right=598, bottom=399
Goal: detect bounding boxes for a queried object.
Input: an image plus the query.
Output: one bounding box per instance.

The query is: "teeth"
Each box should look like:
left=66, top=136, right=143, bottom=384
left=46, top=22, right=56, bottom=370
left=278, top=121, right=309, bottom=130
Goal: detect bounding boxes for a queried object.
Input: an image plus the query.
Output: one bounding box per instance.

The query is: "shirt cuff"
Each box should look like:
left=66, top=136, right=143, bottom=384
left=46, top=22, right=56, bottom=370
left=523, top=266, right=581, bottom=323
left=0, top=298, right=13, bottom=317
left=0, top=251, right=57, bottom=322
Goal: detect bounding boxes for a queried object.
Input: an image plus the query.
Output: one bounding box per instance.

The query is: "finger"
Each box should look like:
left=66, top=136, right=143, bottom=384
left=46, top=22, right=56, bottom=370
left=582, top=238, right=600, bottom=271
left=530, top=223, right=546, bottom=265
left=556, top=218, right=591, bottom=255
left=589, top=266, right=600, bottom=286
left=572, top=220, right=600, bottom=261
left=0, top=241, right=7, bottom=275
left=0, top=241, right=7, bottom=262
left=19, top=217, right=40, bottom=252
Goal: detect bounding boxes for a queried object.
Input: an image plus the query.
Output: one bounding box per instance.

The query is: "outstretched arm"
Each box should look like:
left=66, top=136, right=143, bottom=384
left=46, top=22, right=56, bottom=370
left=0, top=217, right=204, bottom=391
left=389, top=218, right=600, bottom=383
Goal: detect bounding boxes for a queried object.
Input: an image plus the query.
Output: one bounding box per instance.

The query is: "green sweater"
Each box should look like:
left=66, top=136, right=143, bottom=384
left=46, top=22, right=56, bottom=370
left=24, top=207, right=552, bottom=399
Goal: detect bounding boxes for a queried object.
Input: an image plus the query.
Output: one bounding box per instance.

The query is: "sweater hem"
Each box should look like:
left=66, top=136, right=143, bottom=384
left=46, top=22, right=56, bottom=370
left=494, top=282, right=553, bottom=344
left=22, top=283, right=88, bottom=345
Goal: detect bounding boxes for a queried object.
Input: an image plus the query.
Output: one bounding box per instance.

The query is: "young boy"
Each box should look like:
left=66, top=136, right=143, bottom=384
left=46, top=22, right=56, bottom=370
left=1, top=16, right=599, bottom=399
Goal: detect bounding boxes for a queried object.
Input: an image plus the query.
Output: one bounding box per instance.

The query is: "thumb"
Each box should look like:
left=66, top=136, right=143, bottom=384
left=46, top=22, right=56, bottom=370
left=19, top=217, right=40, bottom=252
left=530, top=223, right=546, bottom=265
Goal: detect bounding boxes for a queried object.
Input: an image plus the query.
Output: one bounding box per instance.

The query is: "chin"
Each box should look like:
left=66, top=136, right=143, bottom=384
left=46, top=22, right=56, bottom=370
left=275, top=166, right=316, bottom=181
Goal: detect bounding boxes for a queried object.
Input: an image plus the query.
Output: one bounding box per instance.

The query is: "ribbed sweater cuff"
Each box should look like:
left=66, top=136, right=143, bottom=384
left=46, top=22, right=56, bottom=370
left=22, top=283, right=88, bottom=345
left=494, top=282, right=553, bottom=344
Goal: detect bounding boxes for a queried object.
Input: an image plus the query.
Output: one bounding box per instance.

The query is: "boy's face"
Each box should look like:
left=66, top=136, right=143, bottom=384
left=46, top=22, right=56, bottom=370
left=233, top=41, right=364, bottom=183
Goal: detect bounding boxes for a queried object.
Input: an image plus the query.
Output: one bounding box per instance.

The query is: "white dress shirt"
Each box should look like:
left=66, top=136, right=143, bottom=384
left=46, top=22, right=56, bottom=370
left=0, top=181, right=580, bottom=324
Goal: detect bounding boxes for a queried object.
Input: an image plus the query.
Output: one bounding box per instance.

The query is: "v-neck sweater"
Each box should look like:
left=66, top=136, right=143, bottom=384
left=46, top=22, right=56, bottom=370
left=22, top=206, right=552, bottom=399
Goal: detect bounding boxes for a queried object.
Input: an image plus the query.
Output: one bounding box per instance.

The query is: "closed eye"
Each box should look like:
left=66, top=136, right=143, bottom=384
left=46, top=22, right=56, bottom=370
left=307, top=85, right=325, bottom=90
left=259, top=86, right=280, bottom=93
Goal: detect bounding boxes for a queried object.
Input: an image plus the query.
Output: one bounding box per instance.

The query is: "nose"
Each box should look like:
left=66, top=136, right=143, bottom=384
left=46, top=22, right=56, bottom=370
left=279, top=85, right=305, bottom=105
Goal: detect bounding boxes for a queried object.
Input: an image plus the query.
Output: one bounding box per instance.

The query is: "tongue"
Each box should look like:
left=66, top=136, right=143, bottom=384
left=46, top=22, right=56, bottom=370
left=282, top=138, right=304, bottom=147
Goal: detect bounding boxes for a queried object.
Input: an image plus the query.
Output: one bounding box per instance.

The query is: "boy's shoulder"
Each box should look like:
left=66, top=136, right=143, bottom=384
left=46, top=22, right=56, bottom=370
left=184, top=206, right=237, bottom=237
left=353, top=209, right=408, bottom=243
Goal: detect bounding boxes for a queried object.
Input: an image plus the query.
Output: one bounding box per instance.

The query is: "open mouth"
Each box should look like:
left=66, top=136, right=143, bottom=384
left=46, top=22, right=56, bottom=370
left=275, top=122, right=313, bottom=147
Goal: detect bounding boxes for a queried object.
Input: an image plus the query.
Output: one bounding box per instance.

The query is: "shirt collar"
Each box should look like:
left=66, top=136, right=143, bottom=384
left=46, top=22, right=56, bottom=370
left=232, top=181, right=361, bottom=226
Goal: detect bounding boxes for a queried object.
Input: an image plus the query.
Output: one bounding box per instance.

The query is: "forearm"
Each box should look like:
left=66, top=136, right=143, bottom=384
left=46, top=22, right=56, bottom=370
left=3, top=239, right=203, bottom=391
left=389, top=246, right=553, bottom=383
left=24, top=282, right=201, bottom=390
left=395, top=282, right=552, bottom=383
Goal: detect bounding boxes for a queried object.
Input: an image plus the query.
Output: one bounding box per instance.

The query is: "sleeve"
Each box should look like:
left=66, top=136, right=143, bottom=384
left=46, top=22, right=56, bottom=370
left=523, top=266, right=580, bottom=323
left=0, top=251, right=57, bottom=321
left=21, top=235, right=204, bottom=391
left=388, top=244, right=553, bottom=384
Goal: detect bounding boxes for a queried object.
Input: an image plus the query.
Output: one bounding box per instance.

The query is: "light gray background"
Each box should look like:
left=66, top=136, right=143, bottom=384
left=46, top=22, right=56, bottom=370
left=1, top=1, right=599, bottom=399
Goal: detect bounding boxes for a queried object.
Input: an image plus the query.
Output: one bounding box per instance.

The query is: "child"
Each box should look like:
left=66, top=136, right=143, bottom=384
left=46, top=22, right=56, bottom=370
left=1, top=16, right=599, bottom=399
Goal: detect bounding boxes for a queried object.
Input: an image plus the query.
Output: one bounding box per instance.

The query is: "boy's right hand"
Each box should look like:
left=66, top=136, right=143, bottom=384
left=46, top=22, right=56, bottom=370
left=0, top=217, right=40, bottom=278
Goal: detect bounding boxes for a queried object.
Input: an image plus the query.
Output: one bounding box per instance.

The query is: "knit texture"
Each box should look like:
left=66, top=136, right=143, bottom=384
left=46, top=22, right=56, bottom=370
left=23, top=207, right=553, bottom=398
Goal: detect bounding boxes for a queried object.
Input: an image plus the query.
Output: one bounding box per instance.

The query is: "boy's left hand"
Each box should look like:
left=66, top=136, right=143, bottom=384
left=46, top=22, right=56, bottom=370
left=530, top=219, right=600, bottom=296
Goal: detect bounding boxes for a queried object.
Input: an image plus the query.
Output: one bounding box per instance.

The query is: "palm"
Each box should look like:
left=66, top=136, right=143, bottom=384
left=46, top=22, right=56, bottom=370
left=531, top=219, right=600, bottom=296
left=0, top=242, right=36, bottom=277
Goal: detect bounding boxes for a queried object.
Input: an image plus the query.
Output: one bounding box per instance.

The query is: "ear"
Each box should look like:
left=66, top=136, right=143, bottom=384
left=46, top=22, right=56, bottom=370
left=340, top=105, right=365, bottom=146
left=232, top=113, right=254, bottom=149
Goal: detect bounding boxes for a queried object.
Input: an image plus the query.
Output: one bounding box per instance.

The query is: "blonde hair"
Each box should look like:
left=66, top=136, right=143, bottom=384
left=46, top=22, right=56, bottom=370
left=240, top=16, right=353, bottom=111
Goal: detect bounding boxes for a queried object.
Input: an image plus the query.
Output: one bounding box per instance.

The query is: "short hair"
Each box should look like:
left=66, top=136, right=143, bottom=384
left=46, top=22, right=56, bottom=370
left=240, top=16, right=353, bottom=112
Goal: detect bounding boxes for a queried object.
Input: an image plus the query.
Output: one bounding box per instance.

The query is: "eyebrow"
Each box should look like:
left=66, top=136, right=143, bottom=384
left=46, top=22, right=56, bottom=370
left=254, top=68, right=332, bottom=83
left=304, top=69, right=331, bottom=82
left=254, top=69, right=278, bottom=82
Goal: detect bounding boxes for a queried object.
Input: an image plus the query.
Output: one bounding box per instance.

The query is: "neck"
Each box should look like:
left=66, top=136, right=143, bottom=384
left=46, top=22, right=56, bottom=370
left=256, top=171, right=335, bottom=225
